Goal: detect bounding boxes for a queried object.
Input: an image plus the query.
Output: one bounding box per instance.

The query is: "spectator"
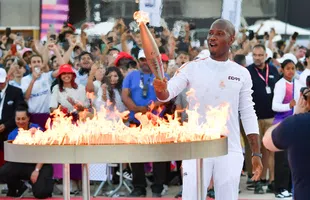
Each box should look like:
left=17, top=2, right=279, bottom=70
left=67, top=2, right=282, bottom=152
left=0, top=102, right=54, bottom=199
left=21, top=55, right=58, bottom=129
left=95, top=66, right=126, bottom=114
left=8, top=60, right=26, bottom=89
left=299, top=49, right=310, bottom=87
left=76, top=52, right=94, bottom=86
left=0, top=67, right=23, bottom=166
left=122, top=50, right=168, bottom=197
left=271, top=59, right=301, bottom=199
left=49, top=64, right=89, bottom=114
left=246, top=44, right=280, bottom=193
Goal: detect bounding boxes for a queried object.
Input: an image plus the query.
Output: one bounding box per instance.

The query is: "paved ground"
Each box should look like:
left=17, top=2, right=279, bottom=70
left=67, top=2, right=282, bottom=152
left=0, top=176, right=281, bottom=199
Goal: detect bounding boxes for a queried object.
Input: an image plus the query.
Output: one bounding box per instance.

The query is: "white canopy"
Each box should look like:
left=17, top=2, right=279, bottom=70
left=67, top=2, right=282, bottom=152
left=248, top=19, right=310, bottom=36
left=76, top=22, right=115, bottom=36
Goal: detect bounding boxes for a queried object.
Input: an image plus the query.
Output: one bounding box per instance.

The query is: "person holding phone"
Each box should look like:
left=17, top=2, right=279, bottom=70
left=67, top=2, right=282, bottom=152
left=21, top=55, right=59, bottom=129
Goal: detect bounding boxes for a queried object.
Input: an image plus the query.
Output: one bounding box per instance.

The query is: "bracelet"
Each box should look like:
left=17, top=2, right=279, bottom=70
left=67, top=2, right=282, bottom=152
left=35, top=168, right=40, bottom=172
left=252, top=153, right=262, bottom=159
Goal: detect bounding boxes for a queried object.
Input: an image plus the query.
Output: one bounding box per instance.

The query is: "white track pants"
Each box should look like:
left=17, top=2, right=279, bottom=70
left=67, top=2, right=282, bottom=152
left=182, top=152, right=244, bottom=200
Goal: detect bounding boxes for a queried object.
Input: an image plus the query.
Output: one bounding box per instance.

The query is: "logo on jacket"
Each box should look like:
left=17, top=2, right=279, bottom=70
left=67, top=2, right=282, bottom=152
left=228, top=76, right=240, bottom=81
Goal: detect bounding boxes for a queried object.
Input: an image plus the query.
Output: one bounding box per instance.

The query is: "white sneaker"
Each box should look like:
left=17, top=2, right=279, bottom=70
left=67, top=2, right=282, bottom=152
left=275, top=189, right=292, bottom=199
left=161, top=184, right=169, bottom=196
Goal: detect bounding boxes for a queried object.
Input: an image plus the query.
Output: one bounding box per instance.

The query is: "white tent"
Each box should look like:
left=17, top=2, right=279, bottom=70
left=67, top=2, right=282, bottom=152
left=75, top=22, right=115, bottom=36
left=248, top=19, right=310, bottom=36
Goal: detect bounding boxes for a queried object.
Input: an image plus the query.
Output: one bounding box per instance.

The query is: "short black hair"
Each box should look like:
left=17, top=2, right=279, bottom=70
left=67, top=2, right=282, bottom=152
left=78, top=51, right=93, bottom=61
left=253, top=44, right=266, bottom=52
left=233, top=54, right=246, bottom=66
left=16, top=101, right=30, bottom=117
left=29, top=54, right=43, bottom=63
left=107, top=48, right=120, bottom=54
left=281, top=59, right=295, bottom=69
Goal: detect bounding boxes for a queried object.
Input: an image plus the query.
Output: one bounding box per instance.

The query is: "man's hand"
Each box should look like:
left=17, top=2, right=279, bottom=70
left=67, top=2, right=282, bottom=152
left=32, top=70, right=41, bottom=80
left=0, top=124, right=5, bottom=133
left=30, top=170, right=39, bottom=184
left=251, top=156, right=263, bottom=181
left=153, top=78, right=168, bottom=93
left=294, top=94, right=309, bottom=114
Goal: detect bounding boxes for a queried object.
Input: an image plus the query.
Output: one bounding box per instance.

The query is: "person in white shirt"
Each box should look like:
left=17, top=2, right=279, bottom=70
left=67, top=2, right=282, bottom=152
left=49, top=64, right=89, bottom=114
left=76, top=52, right=94, bottom=86
left=21, top=55, right=58, bottom=130
left=95, top=66, right=127, bottom=114
left=298, top=50, right=310, bottom=87
left=153, top=19, right=263, bottom=200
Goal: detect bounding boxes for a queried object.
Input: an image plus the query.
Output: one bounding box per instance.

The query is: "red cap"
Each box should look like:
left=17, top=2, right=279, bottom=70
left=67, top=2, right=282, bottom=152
left=114, top=52, right=134, bottom=67
left=57, top=64, right=76, bottom=77
left=161, top=54, right=169, bottom=62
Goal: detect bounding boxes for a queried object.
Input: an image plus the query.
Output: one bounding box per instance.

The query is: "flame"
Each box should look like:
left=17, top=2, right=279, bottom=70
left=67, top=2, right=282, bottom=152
left=133, top=11, right=150, bottom=24
left=13, top=91, right=230, bottom=146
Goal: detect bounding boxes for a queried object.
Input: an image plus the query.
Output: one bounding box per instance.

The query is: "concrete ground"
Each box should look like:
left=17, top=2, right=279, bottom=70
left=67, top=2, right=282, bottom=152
left=0, top=176, right=281, bottom=199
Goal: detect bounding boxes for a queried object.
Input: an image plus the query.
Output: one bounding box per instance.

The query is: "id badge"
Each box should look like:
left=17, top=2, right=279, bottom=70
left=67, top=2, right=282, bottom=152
left=266, top=86, right=271, bottom=94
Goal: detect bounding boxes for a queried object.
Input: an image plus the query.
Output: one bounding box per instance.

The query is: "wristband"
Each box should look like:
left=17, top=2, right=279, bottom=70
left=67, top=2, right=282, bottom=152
left=252, top=153, right=262, bottom=159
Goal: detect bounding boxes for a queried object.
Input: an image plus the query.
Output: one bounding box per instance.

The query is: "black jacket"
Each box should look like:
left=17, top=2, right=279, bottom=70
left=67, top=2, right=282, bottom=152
left=0, top=84, right=23, bottom=149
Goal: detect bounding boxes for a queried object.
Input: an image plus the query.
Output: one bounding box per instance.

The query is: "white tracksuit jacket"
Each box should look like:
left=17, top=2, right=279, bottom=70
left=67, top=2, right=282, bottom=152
left=159, top=57, right=259, bottom=200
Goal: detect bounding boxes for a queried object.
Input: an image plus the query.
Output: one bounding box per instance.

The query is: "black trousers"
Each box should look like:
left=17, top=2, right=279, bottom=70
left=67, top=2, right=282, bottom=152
left=131, top=162, right=167, bottom=194
left=274, top=151, right=292, bottom=192
left=0, top=162, right=54, bottom=199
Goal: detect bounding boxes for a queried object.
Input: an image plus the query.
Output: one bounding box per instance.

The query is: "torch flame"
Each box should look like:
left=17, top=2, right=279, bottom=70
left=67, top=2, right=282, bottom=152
left=12, top=90, right=231, bottom=146
left=133, top=11, right=150, bottom=24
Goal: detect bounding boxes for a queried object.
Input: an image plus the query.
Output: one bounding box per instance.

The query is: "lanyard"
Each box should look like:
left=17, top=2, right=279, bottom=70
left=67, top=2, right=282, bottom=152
left=140, top=72, right=152, bottom=87
left=255, top=64, right=269, bottom=86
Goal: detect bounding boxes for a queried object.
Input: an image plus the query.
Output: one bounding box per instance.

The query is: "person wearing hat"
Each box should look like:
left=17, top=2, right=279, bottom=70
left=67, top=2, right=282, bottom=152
left=114, top=52, right=137, bottom=76
left=50, top=64, right=89, bottom=114
left=50, top=64, right=89, bottom=190
left=0, top=68, right=23, bottom=166
left=122, top=50, right=169, bottom=197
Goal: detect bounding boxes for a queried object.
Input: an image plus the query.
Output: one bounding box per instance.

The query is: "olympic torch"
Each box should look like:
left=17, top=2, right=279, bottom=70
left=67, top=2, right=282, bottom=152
left=133, top=11, right=165, bottom=80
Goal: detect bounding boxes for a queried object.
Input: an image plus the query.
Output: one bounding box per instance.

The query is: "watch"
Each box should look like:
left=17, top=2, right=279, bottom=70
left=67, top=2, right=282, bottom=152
left=252, top=153, right=262, bottom=159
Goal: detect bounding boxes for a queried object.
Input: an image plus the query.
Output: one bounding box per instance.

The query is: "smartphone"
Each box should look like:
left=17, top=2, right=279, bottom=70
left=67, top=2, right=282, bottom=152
left=248, top=30, right=254, bottom=41
left=5, top=27, right=11, bottom=37
left=34, top=67, right=41, bottom=74
left=50, top=34, right=56, bottom=40
left=292, top=32, right=299, bottom=40
left=11, top=44, right=17, bottom=56
left=107, top=37, right=113, bottom=43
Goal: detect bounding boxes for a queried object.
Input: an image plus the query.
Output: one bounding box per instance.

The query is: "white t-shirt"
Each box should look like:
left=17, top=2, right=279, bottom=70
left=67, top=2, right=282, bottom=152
left=159, top=57, right=259, bottom=153
left=93, top=80, right=101, bottom=97
left=50, top=84, right=89, bottom=112
left=75, top=72, right=88, bottom=87
left=299, top=68, right=310, bottom=87
left=272, top=78, right=301, bottom=112
left=21, top=72, right=53, bottom=113
left=95, top=87, right=127, bottom=113
left=9, top=80, right=21, bottom=89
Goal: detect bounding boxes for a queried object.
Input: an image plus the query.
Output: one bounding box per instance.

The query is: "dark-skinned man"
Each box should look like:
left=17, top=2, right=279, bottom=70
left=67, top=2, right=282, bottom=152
left=153, top=19, right=263, bottom=200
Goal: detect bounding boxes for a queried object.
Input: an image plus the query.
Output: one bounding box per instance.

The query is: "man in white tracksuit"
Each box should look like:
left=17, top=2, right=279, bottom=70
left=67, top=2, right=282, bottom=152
left=153, top=19, right=263, bottom=200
